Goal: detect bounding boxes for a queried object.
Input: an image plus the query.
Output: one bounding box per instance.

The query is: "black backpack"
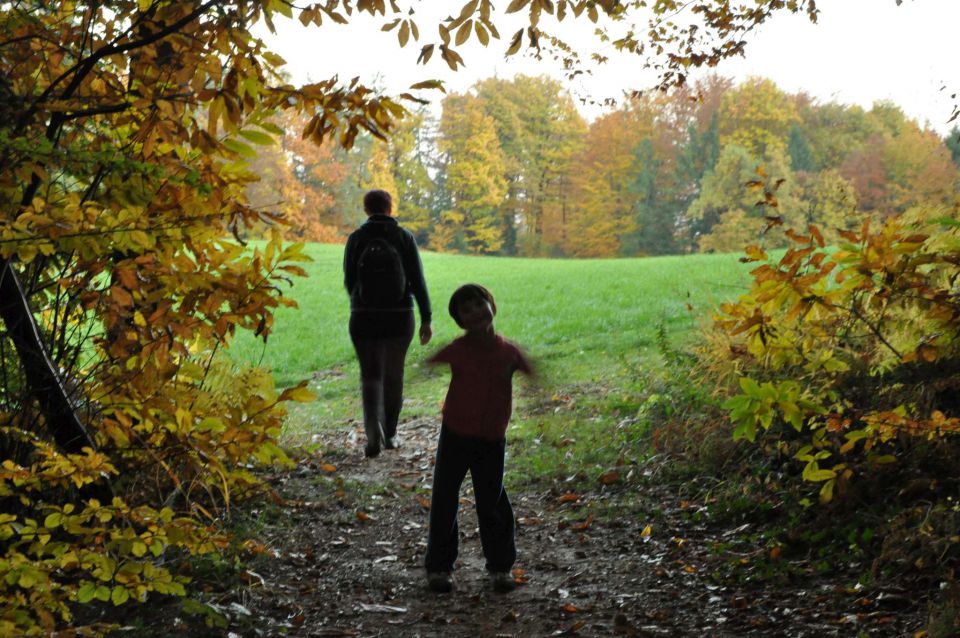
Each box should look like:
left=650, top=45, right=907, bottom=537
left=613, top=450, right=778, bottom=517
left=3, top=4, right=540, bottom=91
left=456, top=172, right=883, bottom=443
left=356, top=230, right=407, bottom=306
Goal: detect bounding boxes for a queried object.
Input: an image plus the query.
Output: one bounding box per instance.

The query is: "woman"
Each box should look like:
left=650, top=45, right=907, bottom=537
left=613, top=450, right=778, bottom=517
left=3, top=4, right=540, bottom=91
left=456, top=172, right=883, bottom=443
left=343, top=189, right=432, bottom=457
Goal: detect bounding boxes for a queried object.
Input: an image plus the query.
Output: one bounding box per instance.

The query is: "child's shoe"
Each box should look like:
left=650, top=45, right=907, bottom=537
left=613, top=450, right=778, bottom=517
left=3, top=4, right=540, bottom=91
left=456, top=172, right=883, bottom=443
left=426, top=571, right=453, bottom=593
left=488, top=570, right=516, bottom=593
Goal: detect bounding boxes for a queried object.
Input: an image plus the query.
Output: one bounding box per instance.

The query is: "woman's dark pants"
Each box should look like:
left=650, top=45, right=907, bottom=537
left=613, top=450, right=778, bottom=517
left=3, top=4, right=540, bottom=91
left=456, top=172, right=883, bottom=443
left=424, top=425, right=516, bottom=573
left=349, top=310, right=414, bottom=450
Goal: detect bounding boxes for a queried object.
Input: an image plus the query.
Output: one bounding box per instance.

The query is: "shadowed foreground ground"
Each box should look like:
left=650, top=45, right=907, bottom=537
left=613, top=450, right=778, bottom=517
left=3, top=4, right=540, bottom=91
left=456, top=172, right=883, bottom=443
left=129, top=417, right=926, bottom=637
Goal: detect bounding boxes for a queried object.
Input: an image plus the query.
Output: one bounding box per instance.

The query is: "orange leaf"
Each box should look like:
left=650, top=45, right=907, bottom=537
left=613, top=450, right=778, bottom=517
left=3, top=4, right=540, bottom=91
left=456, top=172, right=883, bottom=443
left=598, top=470, right=621, bottom=485
left=116, top=268, right=138, bottom=289
left=572, top=514, right=593, bottom=531
left=110, top=285, right=133, bottom=307
left=558, top=492, right=579, bottom=503
left=511, top=567, right=527, bottom=581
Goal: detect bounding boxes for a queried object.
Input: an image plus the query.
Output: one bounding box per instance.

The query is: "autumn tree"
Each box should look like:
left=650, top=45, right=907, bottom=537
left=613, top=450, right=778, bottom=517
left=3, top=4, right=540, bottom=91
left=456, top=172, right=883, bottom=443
left=793, top=98, right=879, bottom=171
left=946, top=126, right=960, bottom=166
left=385, top=110, right=436, bottom=244
left=793, top=169, right=860, bottom=244
left=688, top=143, right=802, bottom=253
left=717, top=77, right=798, bottom=159
left=436, top=95, right=508, bottom=253
left=246, top=109, right=348, bottom=242
left=472, top=75, right=586, bottom=255
left=562, top=104, right=657, bottom=257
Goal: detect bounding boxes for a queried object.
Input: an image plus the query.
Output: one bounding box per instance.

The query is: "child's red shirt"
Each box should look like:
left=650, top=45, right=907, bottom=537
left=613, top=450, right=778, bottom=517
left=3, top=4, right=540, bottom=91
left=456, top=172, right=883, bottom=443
left=429, top=334, right=532, bottom=441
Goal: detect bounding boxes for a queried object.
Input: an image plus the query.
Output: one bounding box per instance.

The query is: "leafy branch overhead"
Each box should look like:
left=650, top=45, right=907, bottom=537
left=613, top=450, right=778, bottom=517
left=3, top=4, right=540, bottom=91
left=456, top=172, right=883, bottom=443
left=289, top=0, right=822, bottom=88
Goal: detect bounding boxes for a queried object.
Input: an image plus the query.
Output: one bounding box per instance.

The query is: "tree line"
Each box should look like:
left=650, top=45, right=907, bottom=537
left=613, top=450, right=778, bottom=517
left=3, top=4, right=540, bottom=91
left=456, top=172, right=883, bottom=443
left=250, top=74, right=960, bottom=257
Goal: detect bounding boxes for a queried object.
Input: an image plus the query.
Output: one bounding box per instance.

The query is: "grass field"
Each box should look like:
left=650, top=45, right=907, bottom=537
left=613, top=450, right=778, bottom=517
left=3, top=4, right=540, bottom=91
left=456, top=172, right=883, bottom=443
left=227, top=244, right=755, bottom=480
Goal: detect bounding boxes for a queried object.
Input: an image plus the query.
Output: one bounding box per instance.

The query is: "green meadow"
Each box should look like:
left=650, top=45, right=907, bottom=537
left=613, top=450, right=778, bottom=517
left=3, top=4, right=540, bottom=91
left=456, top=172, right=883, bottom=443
left=228, top=244, right=755, bottom=481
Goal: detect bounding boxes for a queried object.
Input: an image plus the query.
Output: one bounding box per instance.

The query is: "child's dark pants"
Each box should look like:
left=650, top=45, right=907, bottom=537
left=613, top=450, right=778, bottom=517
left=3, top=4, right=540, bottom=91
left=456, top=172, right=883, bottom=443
left=425, top=424, right=516, bottom=573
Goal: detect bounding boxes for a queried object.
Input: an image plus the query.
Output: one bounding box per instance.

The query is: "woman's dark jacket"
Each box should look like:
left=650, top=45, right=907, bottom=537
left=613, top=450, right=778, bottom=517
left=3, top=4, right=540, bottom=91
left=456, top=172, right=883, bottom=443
left=343, top=214, right=431, bottom=323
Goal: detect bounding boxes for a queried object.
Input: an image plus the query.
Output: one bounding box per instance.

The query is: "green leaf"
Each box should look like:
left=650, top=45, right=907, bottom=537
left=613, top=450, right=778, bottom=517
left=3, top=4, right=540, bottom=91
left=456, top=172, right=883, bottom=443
left=819, top=478, right=836, bottom=503
left=222, top=139, right=257, bottom=158
left=77, top=582, right=97, bottom=603
left=111, top=586, right=130, bottom=606
left=238, top=129, right=275, bottom=146
left=44, top=512, right=62, bottom=529
left=739, top=376, right=761, bottom=395
left=732, top=420, right=756, bottom=443
left=802, top=462, right=836, bottom=482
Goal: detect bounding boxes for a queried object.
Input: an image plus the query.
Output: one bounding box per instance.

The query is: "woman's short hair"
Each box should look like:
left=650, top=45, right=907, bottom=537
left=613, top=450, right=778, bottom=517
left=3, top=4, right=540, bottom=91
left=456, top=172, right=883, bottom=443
left=448, top=283, right=496, bottom=328
left=363, top=189, right=392, bottom=216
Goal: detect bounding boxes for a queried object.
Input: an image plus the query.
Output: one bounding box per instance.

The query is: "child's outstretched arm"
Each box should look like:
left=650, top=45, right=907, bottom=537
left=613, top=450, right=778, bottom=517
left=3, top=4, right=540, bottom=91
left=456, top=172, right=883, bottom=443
left=515, top=347, right=536, bottom=379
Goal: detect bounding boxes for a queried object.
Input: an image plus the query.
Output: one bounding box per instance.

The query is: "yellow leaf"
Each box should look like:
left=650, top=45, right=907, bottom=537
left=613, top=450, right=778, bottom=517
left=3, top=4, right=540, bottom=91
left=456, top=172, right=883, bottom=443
left=455, top=20, right=472, bottom=45
left=475, top=22, right=489, bottom=46
left=281, top=386, right=316, bottom=403
left=506, top=29, right=523, bottom=55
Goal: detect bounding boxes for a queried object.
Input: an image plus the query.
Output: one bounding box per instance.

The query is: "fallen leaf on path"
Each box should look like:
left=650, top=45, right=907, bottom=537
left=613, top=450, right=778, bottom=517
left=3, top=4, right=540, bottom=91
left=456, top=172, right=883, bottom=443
left=359, top=603, right=407, bottom=614
left=552, top=620, right=586, bottom=635
left=241, top=539, right=274, bottom=557
left=416, top=495, right=431, bottom=509
left=572, top=514, right=593, bottom=531
left=598, top=470, right=621, bottom=485
left=517, top=516, right=542, bottom=526
left=356, top=511, right=373, bottom=522
left=239, top=570, right=265, bottom=586
left=561, top=603, right=579, bottom=613
left=640, top=524, right=652, bottom=539
left=320, top=463, right=337, bottom=473
left=511, top=567, right=529, bottom=584
left=558, top=492, right=579, bottom=503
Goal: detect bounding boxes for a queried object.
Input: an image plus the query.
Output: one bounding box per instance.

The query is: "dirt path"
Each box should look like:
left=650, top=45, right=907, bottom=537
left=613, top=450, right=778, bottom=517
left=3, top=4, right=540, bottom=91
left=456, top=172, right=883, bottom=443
left=191, top=417, right=926, bottom=637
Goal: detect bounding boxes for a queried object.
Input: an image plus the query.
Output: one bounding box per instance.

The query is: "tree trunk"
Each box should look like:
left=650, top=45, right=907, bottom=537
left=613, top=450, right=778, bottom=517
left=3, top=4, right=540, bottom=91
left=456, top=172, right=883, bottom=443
left=0, top=258, right=96, bottom=453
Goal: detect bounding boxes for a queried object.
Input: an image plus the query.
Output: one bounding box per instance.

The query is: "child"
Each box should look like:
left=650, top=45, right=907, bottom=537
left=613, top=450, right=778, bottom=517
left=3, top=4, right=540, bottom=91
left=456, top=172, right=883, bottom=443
left=423, top=283, right=534, bottom=594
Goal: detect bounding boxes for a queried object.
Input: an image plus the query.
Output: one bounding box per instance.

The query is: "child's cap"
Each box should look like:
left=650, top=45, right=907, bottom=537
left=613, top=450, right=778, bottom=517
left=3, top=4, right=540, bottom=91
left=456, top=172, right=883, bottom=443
left=448, top=283, right=496, bottom=328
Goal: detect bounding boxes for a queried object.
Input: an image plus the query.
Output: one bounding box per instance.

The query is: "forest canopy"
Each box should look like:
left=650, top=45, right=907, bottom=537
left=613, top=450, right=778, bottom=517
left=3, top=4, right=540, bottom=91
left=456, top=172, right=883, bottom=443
left=249, top=74, right=959, bottom=258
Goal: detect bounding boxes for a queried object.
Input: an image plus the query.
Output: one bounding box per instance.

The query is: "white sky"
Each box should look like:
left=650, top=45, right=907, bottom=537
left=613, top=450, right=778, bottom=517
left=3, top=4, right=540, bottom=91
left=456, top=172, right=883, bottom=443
left=257, top=0, right=959, bottom=135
